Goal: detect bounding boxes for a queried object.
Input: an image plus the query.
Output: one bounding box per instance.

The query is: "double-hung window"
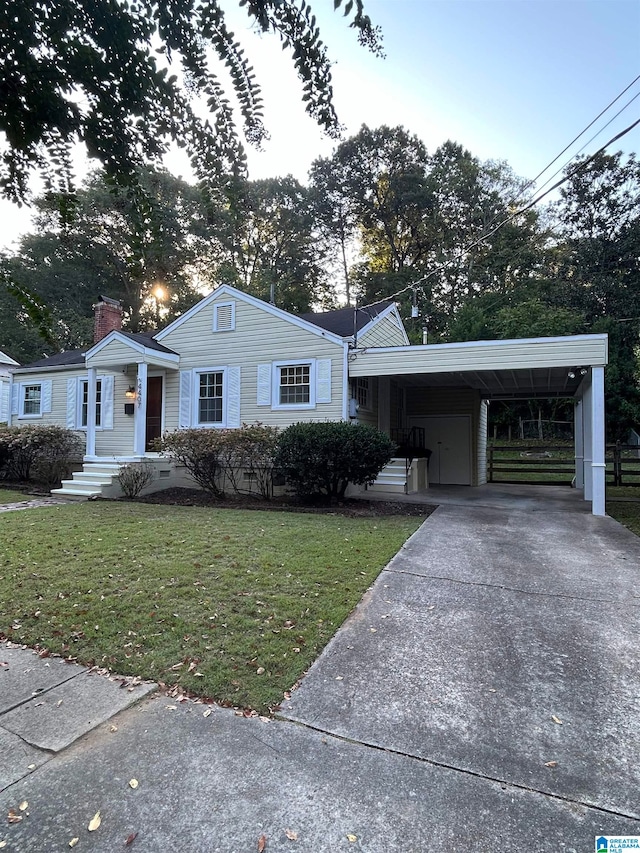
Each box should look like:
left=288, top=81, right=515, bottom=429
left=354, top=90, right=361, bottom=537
left=198, top=371, right=224, bottom=424
left=279, top=364, right=311, bottom=406
left=356, top=377, right=370, bottom=411
left=22, top=384, right=42, bottom=416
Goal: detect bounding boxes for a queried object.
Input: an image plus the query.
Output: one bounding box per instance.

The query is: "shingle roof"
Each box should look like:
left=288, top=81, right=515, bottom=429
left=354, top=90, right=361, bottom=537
left=300, top=301, right=394, bottom=337
left=17, top=330, right=178, bottom=370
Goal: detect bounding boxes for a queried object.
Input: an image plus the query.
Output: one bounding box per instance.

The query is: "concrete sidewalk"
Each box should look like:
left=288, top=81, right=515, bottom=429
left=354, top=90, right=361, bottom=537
left=1, top=502, right=639, bottom=851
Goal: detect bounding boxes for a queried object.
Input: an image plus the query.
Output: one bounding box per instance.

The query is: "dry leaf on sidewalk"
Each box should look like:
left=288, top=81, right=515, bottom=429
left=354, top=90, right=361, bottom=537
left=551, top=715, right=563, bottom=725
left=128, top=779, right=139, bottom=790
left=88, top=811, right=101, bottom=831
left=69, top=839, right=79, bottom=848
left=125, top=831, right=138, bottom=846
left=285, top=828, right=298, bottom=840
left=7, top=810, right=22, bottom=824
left=258, top=834, right=267, bottom=852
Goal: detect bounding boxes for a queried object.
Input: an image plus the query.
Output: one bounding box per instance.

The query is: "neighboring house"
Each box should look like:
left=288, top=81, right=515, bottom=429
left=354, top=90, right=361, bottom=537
left=7, top=286, right=608, bottom=514
left=0, top=349, right=20, bottom=424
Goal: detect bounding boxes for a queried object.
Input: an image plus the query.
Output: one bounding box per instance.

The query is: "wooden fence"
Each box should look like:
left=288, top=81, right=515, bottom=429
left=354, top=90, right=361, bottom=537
left=487, top=444, right=640, bottom=486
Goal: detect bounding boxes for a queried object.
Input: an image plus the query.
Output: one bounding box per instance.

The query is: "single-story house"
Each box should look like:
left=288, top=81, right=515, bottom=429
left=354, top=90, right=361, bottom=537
left=6, top=285, right=608, bottom=514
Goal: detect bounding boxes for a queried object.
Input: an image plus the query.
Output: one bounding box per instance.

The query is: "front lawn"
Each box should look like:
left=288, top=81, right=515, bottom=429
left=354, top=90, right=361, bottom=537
left=0, top=487, right=30, bottom=503
left=0, top=502, right=422, bottom=713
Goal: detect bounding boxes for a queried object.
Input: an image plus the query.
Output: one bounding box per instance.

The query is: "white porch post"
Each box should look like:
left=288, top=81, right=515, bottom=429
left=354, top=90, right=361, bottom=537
left=574, top=398, right=584, bottom=490
left=133, top=362, right=148, bottom=457
left=582, top=375, right=593, bottom=502
left=85, top=367, right=97, bottom=458
left=590, top=365, right=606, bottom=516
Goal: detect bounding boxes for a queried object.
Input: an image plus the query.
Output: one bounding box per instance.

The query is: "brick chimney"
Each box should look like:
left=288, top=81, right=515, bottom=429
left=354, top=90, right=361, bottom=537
left=93, top=296, right=123, bottom=343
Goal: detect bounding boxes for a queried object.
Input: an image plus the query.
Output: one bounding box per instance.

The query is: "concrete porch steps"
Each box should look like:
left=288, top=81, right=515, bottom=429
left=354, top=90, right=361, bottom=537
left=367, top=458, right=407, bottom=495
left=51, top=463, right=122, bottom=500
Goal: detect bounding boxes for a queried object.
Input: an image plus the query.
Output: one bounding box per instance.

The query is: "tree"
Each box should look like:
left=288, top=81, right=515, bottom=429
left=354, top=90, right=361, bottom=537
left=0, top=0, right=382, bottom=204
left=3, top=166, right=207, bottom=351
left=209, top=176, right=334, bottom=313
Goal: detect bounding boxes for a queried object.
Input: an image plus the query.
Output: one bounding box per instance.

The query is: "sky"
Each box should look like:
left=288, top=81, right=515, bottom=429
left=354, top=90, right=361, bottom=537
left=1, top=0, right=639, bottom=249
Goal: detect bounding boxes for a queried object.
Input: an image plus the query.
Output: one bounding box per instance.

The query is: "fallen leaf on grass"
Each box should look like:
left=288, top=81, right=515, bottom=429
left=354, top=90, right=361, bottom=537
left=285, top=828, right=298, bottom=840
left=258, top=834, right=267, bottom=852
left=69, top=838, right=79, bottom=848
left=544, top=760, right=558, bottom=767
left=125, top=831, right=138, bottom=846
left=551, top=715, right=563, bottom=725
left=88, top=811, right=101, bottom=831
left=128, top=779, right=139, bottom=790
left=7, top=810, right=22, bottom=824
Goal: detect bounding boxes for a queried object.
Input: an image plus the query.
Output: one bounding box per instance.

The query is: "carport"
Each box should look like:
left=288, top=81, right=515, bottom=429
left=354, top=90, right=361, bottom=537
left=348, top=333, right=608, bottom=515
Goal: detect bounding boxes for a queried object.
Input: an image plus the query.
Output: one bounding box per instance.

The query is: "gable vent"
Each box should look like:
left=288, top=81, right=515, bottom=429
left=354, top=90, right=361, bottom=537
left=214, top=302, right=235, bottom=332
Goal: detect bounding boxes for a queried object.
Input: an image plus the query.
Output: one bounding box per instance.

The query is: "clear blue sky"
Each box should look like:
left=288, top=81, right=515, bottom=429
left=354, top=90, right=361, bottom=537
left=1, top=0, right=638, bottom=247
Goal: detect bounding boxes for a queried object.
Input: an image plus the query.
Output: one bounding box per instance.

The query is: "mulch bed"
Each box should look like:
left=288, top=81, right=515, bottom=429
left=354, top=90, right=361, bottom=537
left=134, top=487, right=436, bottom=518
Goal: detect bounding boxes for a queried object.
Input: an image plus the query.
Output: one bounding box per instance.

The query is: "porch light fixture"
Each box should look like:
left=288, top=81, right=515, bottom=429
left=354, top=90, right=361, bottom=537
left=125, top=386, right=136, bottom=399
left=567, top=371, right=576, bottom=379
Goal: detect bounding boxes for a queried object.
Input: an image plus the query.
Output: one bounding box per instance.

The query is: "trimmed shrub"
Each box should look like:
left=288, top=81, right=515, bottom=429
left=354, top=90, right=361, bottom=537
left=274, top=421, right=395, bottom=502
left=158, top=424, right=279, bottom=499
left=118, top=463, right=155, bottom=499
left=0, top=425, right=83, bottom=485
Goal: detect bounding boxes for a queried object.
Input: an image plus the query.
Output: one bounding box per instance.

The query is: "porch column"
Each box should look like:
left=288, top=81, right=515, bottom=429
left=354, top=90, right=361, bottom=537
left=85, top=367, right=97, bottom=458
left=590, top=366, right=606, bottom=516
left=582, top=374, right=593, bottom=502
left=574, top=398, right=584, bottom=490
left=133, top=362, right=148, bottom=457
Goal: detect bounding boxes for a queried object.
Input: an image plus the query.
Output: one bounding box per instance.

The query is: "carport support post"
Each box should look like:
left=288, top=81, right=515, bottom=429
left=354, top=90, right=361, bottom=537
left=574, top=398, right=584, bottom=490
left=133, top=362, right=148, bottom=456
left=590, top=366, right=606, bottom=516
left=583, top=376, right=593, bottom=502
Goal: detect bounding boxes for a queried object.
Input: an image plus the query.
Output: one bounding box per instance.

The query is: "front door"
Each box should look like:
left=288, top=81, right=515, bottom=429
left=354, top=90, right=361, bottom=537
left=145, top=376, right=163, bottom=451
left=410, top=415, right=472, bottom=485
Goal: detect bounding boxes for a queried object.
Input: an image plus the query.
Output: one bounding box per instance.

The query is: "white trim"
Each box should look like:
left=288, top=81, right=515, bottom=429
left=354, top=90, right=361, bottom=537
left=17, top=381, right=45, bottom=419
left=133, top=363, right=148, bottom=455
left=272, top=359, right=316, bottom=410
left=0, top=350, right=19, bottom=367
left=590, top=366, right=606, bottom=516
left=86, top=331, right=180, bottom=365
left=86, top=368, right=97, bottom=457
left=74, top=376, right=105, bottom=431
left=155, top=284, right=345, bottom=346
left=351, top=332, right=609, bottom=354
left=342, top=343, right=349, bottom=421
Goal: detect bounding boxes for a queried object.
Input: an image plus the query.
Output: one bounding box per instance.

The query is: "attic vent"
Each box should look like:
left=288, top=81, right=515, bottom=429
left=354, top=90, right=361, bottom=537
left=213, top=302, right=235, bottom=332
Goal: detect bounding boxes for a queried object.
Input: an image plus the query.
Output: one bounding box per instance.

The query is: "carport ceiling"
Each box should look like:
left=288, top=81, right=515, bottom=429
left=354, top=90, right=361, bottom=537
left=395, top=366, right=583, bottom=399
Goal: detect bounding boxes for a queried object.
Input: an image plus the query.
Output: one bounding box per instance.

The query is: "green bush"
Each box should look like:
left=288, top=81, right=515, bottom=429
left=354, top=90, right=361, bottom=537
left=158, top=423, right=280, bottom=499
left=274, top=421, right=395, bottom=502
left=0, top=425, right=83, bottom=485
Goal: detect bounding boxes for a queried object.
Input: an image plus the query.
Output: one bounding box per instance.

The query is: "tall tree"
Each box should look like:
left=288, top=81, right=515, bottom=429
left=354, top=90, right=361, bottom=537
left=210, top=176, right=332, bottom=313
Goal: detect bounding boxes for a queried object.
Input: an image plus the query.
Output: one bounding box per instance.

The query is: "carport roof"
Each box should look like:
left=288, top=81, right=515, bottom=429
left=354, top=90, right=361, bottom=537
left=348, top=333, right=608, bottom=399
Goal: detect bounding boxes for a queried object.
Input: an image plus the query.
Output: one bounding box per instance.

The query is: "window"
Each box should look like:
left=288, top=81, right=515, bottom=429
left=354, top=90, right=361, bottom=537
left=198, top=371, right=224, bottom=424
left=356, top=378, right=370, bottom=411
left=80, top=380, right=102, bottom=427
left=22, top=384, right=41, bottom=416
left=279, top=364, right=310, bottom=406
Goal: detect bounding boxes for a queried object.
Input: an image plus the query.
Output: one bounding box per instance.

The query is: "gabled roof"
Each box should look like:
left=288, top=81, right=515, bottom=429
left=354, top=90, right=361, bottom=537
left=301, top=301, right=395, bottom=338
left=0, top=349, right=19, bottom=366
left=155, top=284, right=346, bottom=346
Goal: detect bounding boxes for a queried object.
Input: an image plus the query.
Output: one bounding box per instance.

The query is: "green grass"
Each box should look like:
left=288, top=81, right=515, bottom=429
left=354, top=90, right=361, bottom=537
left=607, top=501, right=640, bottom=536
left=0, top=487, right=30, bottom=503
left=0, top=502, right=422, bottom=713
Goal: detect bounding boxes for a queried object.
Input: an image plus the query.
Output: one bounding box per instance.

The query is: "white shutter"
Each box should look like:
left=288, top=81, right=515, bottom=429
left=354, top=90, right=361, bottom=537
left=66, top=378, right=77, bottom=428
left=41, top=380, right=52, bottom=413
left=226, top=367, right=241, bottom=428
left=257, top=363, right=271, bottom=406
left=11, top=383, right=19, bottom=416
left=316, top=359, right=332, bottom=404
left=0, top=381, right=9, bottom=423
left=179, top=370, right=192, bottom=428
left=101, top=375, right=114, bottom=429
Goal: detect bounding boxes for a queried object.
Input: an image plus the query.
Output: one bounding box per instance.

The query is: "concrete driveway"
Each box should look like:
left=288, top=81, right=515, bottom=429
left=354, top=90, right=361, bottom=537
left=282, top=502, right=640, bottom=826
left=2, top=496, right=639, bottom=851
